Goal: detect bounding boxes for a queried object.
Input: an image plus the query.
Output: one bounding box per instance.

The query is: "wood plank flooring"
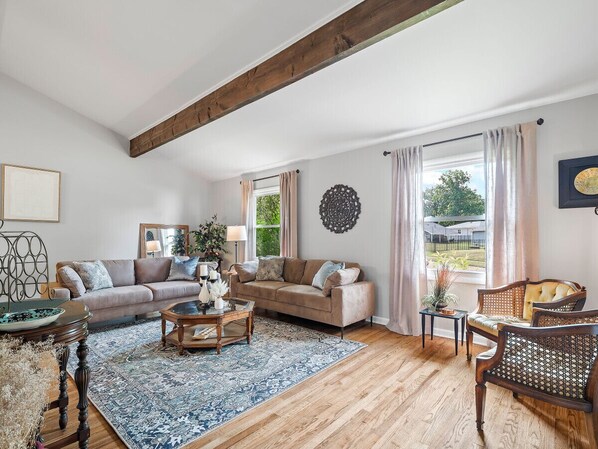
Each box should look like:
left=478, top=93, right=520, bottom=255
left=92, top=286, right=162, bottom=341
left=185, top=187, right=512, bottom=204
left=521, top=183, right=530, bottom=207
left=41, top=316, right=594, bottom=449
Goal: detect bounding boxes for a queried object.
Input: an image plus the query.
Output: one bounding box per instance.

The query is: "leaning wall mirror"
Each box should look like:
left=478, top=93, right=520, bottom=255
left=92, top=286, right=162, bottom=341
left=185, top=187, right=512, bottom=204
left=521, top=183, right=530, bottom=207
left=139, top=224, right=189, bottom=258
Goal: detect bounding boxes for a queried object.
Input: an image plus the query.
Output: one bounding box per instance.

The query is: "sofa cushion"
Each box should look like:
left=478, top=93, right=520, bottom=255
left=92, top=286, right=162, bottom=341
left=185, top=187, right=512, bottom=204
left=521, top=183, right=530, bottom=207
left=58, top=266, right=86, bottom=298
left=467, top=313, right=529, bottom=337
left=143, top=281, right=201, bottom=302
left=73, top=260, right=114, bottom=292
left=235, top=261, right=258, bottom=283
left=312, top=261, right=345, bottom=290
left=256, top=257, right=285, bottom=281
left=523, top=282, right=577, bottom=321
left=276, top=285, right=331, bottom=312
left=283, top=258, right=306, bottom=284
left=101, top=259, right=136, bottom=287
left=322, top=267, right=361, bottom=296
left=167, top=257, right=199, bottom=281
left=237, top=281, right=294, bottom=301
left=75, top=285, right=153, bottom=311
left=300, top=259, right=362, bottom=285
left=135, top=257, right=172, bottom=284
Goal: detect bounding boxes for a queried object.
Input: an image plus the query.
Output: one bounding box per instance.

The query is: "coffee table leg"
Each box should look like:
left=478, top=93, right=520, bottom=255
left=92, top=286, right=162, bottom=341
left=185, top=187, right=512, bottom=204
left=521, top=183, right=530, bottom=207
left=75, top=338, right=90, bottom=449
left=161, top=318, right=166, bottom=347
left=177, top=322, right=184, bottom=355
left=216, top=320, right=223, bottom=355
left=246, top=313, right=252, bottom=344
left=58, top=345, right=70, bottom=430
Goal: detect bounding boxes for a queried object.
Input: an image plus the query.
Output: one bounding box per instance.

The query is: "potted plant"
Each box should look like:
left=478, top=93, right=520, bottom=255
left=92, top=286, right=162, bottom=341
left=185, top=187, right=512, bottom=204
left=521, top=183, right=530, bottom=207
left=190, top=215, right=227, bottom=262
left=421, top=253, right=468, bottom=311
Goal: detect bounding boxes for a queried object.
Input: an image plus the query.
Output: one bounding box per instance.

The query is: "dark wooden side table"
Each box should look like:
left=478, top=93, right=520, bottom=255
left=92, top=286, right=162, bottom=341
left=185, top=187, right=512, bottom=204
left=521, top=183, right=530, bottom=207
left=0, top=299, right=92, bottom=449
left=419, top=308, right=467, bottom=356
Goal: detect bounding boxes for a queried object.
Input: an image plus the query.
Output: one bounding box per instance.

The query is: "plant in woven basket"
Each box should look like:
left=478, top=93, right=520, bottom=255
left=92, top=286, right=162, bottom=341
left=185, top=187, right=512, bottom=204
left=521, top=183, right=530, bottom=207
left=421, top=253, right=461, bottom=310
left=0, top=337, right=57, bottom=449
left=190, top=215, right=228, bottom=262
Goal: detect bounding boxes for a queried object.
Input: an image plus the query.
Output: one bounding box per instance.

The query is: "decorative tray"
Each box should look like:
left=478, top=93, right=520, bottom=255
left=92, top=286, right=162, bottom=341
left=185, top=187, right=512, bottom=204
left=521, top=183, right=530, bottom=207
left=439, top=308, right=457, bottom=316
left=0, top=308, right=65, bottom=332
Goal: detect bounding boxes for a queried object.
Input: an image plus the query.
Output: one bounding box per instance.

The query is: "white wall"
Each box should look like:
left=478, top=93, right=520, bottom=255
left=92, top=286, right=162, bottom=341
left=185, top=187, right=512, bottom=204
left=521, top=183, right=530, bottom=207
left=0, top=74, right=209, bottom=277
left=209, top=93, right=598, bottom=337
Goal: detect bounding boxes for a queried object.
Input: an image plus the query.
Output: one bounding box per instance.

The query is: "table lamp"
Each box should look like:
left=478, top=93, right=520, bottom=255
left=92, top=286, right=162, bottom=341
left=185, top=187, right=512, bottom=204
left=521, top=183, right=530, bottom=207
left=146, top=240, right=161, bottom=258
left=226, top=225, right=247, bottom=267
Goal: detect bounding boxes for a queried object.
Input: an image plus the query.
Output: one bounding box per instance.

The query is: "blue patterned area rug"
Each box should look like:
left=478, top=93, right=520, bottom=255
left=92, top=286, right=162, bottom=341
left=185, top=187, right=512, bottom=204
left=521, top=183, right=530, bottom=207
left=67, top=316, right=365, bottom=449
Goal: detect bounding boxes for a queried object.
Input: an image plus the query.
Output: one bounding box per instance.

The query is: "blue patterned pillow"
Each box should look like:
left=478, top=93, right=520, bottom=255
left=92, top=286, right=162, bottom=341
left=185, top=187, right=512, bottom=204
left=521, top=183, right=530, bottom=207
left=167, top=256, right=199, bottom=281
left=312, top=261, right=345, bottom=290
left=72, top=260, right=114, bottom=292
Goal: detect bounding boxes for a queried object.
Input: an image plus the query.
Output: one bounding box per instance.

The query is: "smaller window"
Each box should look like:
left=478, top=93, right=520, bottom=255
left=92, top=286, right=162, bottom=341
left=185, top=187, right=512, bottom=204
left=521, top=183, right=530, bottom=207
left=254, top=187, right=280, bottom=257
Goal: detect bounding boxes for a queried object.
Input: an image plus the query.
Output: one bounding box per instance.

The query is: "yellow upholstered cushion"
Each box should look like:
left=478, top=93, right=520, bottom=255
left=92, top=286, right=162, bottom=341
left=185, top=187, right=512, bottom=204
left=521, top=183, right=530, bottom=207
left=467, top=313, right=529, bottom=337
left=522, top=282, right=576, bottom=321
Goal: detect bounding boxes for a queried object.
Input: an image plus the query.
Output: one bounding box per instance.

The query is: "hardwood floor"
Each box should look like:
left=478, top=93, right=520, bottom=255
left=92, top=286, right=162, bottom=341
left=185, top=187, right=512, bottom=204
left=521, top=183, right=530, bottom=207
left=41, top=316, right=594, bottom=449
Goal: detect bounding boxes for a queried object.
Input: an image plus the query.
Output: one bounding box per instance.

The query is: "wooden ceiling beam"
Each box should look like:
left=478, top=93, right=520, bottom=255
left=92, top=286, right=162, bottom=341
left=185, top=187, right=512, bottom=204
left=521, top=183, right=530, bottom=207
left=129, top=0, right=461, bottom=157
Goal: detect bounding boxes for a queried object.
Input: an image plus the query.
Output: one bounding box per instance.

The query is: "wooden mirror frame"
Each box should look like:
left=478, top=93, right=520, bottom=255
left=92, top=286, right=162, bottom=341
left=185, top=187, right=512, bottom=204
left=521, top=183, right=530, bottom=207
left=139, top=223, right=189, bottom=258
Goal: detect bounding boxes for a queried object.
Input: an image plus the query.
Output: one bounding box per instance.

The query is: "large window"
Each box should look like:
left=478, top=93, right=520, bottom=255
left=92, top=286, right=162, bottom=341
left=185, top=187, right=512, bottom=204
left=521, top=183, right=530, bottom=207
left=423, top=153, right=486, bottom=272
left=254, top=187, right=280, bottom=257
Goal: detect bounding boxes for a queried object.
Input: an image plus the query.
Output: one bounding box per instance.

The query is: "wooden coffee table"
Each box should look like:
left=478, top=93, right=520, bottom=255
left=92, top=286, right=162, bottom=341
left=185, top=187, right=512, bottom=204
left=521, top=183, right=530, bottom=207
left=160, top=298, right=254, bottom=355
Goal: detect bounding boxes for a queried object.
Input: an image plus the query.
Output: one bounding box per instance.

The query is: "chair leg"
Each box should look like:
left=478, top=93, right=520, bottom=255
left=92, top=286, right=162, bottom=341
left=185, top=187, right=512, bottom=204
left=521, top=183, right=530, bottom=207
left=466, top=330, right=474, bottom=361
left=475, top=383, right=486, bottom=431
left=513, top=392, right=519, bottom=399
left=588, top=408, right=598, bottom=449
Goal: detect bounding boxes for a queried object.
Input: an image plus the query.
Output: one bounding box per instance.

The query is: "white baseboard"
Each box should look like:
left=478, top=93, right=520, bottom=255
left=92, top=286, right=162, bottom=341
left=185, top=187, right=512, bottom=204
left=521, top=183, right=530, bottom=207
left=372, top=315, right=491, bottom=347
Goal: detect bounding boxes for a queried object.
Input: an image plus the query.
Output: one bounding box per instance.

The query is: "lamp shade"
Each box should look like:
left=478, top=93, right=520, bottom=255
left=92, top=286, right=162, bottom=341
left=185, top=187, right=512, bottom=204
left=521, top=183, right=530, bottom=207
left=146, top=240, right=162, bottom=252
left=227, top=225, right=247, bottom=242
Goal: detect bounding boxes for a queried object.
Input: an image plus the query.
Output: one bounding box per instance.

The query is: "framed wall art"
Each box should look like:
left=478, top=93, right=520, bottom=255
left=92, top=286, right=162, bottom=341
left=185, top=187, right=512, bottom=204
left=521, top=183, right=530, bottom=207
left=1, top=164, right=61, bottom=222
left=559, top=155, right=598, bottom=209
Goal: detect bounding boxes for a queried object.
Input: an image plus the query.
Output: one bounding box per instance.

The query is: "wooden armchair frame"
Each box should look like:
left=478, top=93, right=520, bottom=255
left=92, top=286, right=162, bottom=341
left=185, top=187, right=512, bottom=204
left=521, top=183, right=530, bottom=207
left=466, top=279, right=585, bottom=360
left=475, top=310, right=598, bottom=446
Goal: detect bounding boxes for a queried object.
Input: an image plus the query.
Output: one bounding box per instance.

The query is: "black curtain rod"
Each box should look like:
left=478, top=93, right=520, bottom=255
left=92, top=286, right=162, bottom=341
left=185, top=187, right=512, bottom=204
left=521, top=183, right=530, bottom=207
left=382, top=118, right=544, bottom=156
left=240, top=169, right=300, bottom=184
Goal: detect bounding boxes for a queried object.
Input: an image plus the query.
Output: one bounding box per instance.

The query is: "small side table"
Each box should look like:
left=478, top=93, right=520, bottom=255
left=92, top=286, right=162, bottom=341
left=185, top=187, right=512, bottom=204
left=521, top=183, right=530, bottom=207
left=419, top=308, right=467, bottom=356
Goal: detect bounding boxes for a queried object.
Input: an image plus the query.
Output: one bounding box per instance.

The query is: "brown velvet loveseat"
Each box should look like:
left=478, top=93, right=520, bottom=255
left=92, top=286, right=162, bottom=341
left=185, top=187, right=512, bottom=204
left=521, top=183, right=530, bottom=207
left=53, top=257, right=217, bottom=323
left=230, top=258, right=375, bottom=337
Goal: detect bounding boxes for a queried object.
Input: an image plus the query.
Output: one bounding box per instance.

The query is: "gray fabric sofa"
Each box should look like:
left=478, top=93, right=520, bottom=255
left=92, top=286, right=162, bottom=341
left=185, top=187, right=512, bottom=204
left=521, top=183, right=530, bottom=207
left=53, top=257, right=216, bottom=323
left=230, top=258, right=375, bottom=336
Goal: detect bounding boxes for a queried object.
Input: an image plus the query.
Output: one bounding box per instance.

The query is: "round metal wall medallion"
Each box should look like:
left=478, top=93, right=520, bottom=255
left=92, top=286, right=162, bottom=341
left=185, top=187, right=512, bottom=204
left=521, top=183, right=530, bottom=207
left=319, top=184, right=361, bottom=234
left=574, top=167, right=598, bottom=195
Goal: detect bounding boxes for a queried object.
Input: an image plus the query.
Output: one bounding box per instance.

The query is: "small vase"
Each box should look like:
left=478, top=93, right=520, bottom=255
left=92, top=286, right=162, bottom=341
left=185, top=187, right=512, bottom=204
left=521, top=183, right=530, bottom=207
left=198, top=282, right=210, bottom=305
left=214, top=297, right=224, bottom=310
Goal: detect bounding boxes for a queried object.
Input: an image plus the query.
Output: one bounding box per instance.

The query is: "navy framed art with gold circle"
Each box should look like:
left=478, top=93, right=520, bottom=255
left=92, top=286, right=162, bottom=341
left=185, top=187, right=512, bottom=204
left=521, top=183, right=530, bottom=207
left=559, top=155, right=598, bottom=209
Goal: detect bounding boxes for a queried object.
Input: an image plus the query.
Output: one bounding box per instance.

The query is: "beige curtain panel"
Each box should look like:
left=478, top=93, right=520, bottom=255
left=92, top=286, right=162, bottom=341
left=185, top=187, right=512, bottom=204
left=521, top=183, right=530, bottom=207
left=387, top=146, right=427, bottom=336
left=484, top=121, right=539, bottom=287
left=241, top=180, right=256, bottom=261
left=279, top=170, right=298, bottom=257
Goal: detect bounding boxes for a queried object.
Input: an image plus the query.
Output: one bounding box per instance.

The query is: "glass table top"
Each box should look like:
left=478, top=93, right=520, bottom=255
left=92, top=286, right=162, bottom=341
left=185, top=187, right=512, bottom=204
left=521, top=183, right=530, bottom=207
left=166, top=298, right=253, bottom=316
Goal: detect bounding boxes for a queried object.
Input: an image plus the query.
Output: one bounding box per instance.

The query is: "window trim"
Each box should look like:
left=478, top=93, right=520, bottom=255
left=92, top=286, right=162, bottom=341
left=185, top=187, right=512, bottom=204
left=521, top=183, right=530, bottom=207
left=253, top=186, right=281, bottom=257
left=423, top=152, right=486, bottom=284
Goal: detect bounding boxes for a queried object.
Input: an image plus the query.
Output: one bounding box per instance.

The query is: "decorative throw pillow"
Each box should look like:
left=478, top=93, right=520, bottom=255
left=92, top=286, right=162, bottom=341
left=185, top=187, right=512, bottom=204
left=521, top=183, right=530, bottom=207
left=72, top=260, right=113, bottom=292
left=58, top=266, right=86, bottom=298
left=322, top=267, right=361, bottom=296
left=255, top=257, right=285, bottom=282
left=312, top=261, right=345, bottom=290
left=167, top=256, right=199, bottom=281
left=235, top=260, right=258, bottom=283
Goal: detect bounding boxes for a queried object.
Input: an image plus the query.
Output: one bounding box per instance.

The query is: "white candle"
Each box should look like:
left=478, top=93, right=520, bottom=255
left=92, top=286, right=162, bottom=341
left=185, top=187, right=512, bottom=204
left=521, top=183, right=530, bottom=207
left=209, top=270, right=218, bottom=280
left=199, top=265, right=208, bottom=277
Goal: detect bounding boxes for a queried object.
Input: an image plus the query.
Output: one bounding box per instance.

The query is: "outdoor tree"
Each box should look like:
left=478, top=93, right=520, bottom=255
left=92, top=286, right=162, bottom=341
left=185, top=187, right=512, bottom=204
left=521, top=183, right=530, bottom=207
left=256, top=194, right=280, bottom=257
left=424, top=169, right=484, bottom=220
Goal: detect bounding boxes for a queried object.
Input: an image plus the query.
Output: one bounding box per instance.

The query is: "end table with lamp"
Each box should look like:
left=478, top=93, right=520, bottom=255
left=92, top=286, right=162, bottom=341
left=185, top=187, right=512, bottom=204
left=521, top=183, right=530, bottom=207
left=226, top=225, right=247, bottom=269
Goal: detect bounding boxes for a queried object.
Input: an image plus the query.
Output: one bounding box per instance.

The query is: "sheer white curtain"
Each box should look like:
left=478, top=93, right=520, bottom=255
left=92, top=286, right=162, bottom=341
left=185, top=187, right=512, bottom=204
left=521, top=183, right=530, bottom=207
left=484, top=122, right=539, bottom=287
left=279, top=171, right=298, bottom=257
left=387, top=146, right=427, bottom=336
left=241, top=180, right=256, bottom=261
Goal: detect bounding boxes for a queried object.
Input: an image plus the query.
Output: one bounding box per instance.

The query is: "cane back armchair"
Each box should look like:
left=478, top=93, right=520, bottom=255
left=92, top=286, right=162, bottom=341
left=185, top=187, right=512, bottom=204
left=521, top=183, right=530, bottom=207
left=475, top=308, right=598, bottom=445
left=466, top=279, right=586, bottom=360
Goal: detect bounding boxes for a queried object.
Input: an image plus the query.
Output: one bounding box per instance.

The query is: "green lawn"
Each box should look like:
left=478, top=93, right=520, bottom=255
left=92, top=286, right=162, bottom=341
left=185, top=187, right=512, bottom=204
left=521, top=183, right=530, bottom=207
left=425, top=243, right=486, bottom=271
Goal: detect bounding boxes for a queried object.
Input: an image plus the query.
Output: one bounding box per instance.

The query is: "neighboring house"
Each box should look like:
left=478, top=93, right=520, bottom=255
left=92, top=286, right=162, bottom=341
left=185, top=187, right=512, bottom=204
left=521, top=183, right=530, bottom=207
left=424, top=222, right=448, bottom=242
left=446, top=221, right=485, bottom=241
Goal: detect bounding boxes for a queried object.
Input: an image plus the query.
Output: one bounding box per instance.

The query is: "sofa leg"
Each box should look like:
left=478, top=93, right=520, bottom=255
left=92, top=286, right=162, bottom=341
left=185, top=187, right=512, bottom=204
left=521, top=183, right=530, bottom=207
left=466, top=330, right=474, bottom=361
left=370, top=316, right=373, bottom=327
left=340, top=327, right=344, bottom=339
left=475, top=383, right=486, bottom=431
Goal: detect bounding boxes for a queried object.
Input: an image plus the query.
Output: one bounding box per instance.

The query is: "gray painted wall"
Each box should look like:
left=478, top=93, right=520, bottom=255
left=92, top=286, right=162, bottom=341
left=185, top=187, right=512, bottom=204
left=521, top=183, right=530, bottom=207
left=0, top=74, right=209, bottom=277
left=209, top=93, right=598, bottom=327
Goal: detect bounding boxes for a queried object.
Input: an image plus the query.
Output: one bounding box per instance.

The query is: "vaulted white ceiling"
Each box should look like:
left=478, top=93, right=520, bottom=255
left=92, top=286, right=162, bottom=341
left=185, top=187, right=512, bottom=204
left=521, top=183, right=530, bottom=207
left=2, top=0, right=598, bottom=181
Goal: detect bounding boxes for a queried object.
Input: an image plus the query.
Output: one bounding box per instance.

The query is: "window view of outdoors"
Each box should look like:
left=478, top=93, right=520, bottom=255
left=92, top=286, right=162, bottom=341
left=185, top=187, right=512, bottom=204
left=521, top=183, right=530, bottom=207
left=423, top=164, right=486, bottom=271
left=255, top=193, right=280, bottom=257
